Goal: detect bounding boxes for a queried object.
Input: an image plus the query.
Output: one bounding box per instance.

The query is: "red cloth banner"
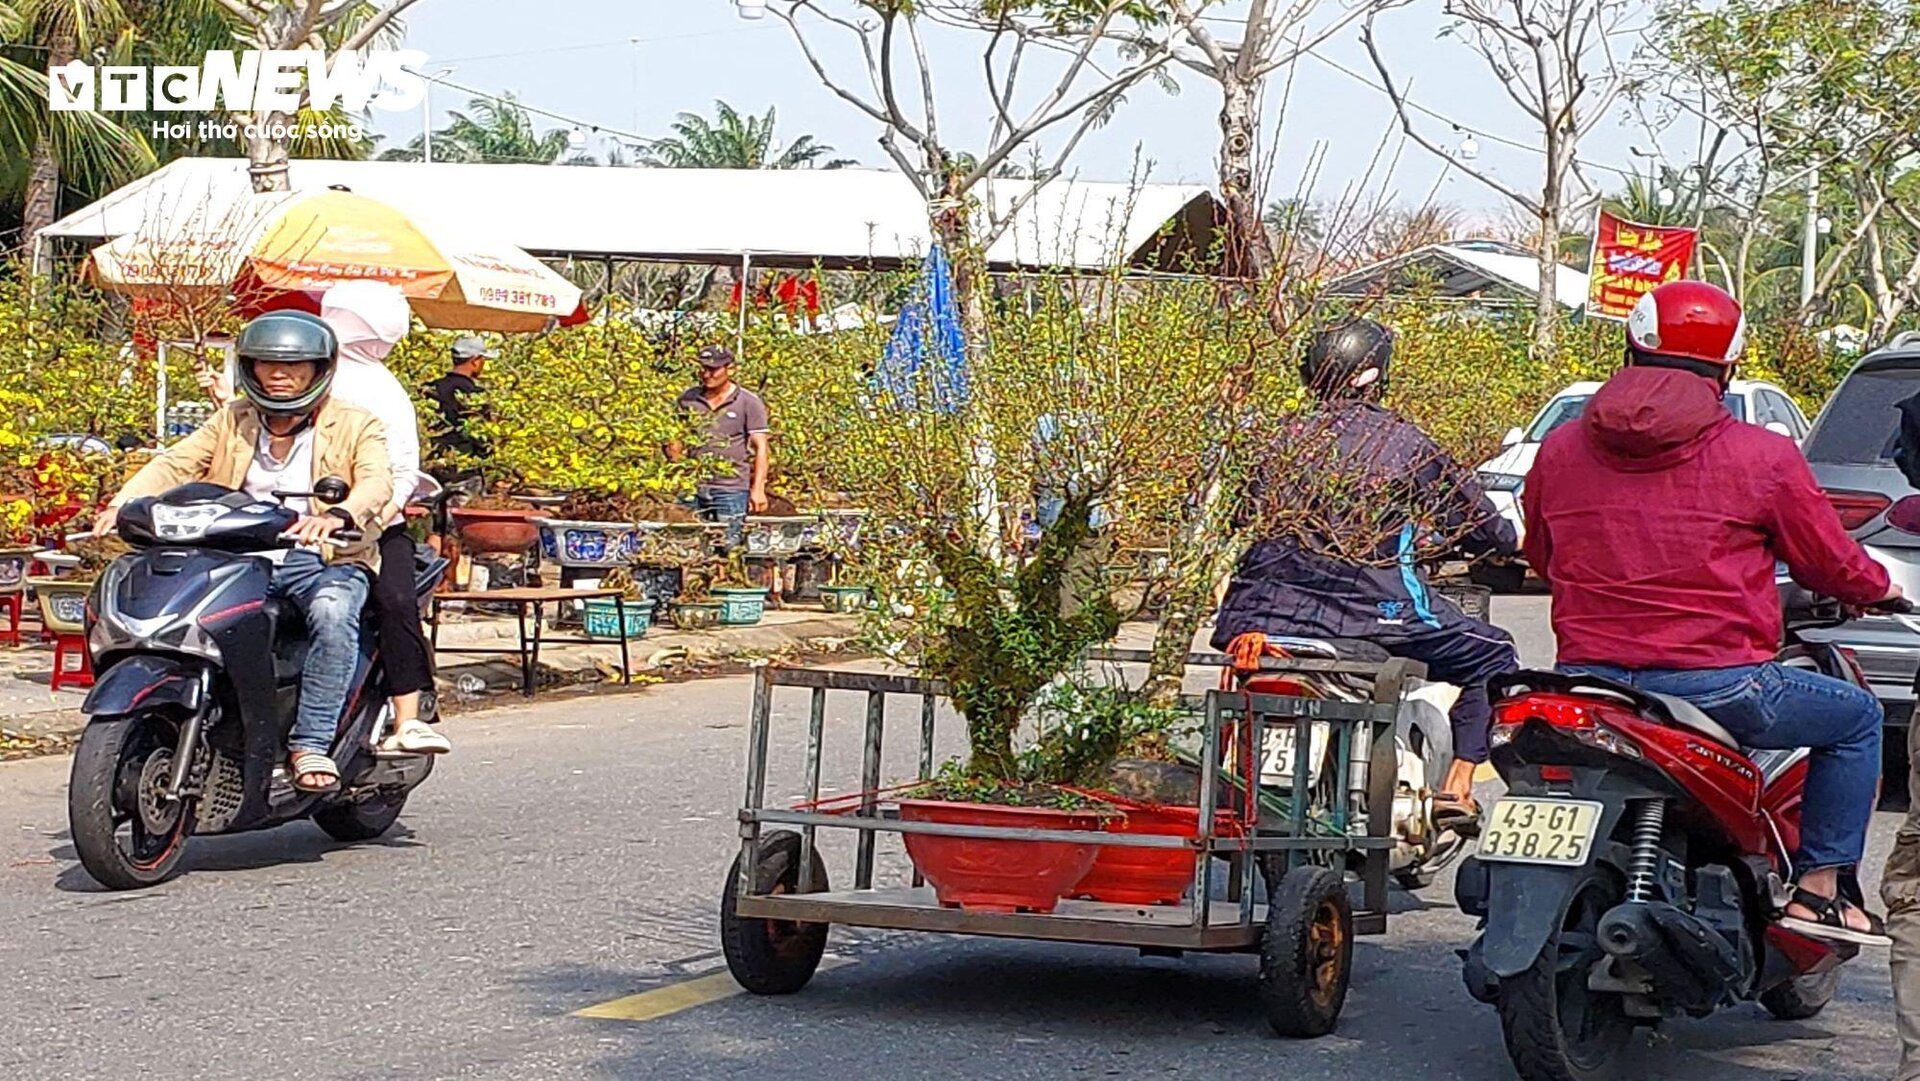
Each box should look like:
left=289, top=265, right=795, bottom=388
left=1586, top=211, right=1699, bottom=321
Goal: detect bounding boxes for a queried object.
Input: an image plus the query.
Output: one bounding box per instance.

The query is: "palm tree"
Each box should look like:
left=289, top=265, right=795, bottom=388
left=639, top=100, right=853, bottom=169
left=379, top=94, right=574, bottom=165
left=0, top=0, right=156, bottom=245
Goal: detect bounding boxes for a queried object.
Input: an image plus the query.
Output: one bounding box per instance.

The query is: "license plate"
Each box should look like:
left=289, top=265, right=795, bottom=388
left=1478, top=798, right=1602, bottom=866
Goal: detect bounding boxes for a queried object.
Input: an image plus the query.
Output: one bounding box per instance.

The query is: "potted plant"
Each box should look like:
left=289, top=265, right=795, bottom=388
left=579, top=567, right=656, bottom=642
left=29, top=534, right=124, bottom=634
left=710, top=553, right=771, bottom=626
left=535, top=491, right=649, bottom=571
left=449, top=489, right=544, bottom=556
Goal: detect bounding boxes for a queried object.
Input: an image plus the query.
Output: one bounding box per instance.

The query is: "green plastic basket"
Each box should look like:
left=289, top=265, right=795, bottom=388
left=581, top=597, right=653, bottom=640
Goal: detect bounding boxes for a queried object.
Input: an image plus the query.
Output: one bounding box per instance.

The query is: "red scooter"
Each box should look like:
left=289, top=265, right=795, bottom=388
left=1455, top=595, right=1902, bottom=1081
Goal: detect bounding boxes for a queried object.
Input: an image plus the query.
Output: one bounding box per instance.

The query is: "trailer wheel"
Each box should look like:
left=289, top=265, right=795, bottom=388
left=721, top=830, right=830, bottom=995
left=1259, top=865, right=1353, bottom=1038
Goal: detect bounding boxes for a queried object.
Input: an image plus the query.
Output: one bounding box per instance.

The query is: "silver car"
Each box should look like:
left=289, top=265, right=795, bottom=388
left=1798, top=334, right=1920, bottom=800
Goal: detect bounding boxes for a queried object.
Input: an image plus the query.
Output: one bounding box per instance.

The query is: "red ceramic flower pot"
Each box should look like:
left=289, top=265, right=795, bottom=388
left=896, top=799, right=1107, bottom=914
left=1071, top=804, right=1225, bottom=907
left=449, top=507, right=542, bottom=554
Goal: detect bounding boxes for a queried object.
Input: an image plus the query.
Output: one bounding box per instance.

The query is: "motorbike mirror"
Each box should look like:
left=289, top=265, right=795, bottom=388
left=312, top=476, right=349, bottom=504
left=1501, top=427, right=1525, bottom=448
left=1889, top=495, right=1920, bottom=534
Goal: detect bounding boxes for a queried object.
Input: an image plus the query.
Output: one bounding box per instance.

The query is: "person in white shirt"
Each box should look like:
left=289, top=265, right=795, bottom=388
left=319, top=281, right=452, bottom=755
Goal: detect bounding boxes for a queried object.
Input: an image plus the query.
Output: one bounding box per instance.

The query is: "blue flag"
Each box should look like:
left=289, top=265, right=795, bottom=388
left=876, top=243, right=970, bottom=413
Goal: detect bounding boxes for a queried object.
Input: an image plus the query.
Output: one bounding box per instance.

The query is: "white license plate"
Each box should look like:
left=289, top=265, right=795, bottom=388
left=1478, top=798, right=1602, bottom=866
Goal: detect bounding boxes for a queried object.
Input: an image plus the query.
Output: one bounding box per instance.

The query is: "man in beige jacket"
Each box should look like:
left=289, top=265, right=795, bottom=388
left=97, top=311, right=391, bottom=793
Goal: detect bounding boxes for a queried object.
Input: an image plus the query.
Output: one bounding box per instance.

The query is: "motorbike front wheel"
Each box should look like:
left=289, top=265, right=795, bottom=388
left=1496, top=868, right=1632, bottom=1081
left=68, top=712, right=195, bottom=890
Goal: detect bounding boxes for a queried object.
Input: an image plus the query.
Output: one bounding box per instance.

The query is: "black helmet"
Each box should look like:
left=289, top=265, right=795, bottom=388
left=234, top=310, right=338, bottom=418
left=1301, top=318, right=1394, bottom=399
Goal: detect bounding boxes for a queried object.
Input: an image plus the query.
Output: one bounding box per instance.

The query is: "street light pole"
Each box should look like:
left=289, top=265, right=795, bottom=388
left=422, top=67, right=455, bottom=164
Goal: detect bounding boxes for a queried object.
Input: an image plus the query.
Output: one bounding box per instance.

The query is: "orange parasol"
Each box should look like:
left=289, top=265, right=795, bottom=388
left=86, top=188, right=587, bottom=333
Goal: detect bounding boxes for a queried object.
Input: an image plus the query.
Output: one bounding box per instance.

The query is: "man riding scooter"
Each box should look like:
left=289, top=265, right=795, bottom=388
left=95, top=310, right=392, bottom=795
left=1523, top=279, right=1894, bottom=946
left=1214, top=317, right=1522, bottom=835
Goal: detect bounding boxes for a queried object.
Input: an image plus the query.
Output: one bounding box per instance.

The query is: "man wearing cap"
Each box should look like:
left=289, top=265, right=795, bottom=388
left=670, top=346, right=770, bottom=547
left=427, top=335, right=496, bottom=467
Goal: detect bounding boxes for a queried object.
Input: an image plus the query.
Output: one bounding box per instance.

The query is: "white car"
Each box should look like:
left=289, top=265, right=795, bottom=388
left=1475, top=378, right=1811, bottom=545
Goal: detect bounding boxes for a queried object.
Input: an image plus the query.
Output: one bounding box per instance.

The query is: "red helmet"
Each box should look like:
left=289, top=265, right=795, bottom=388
left=1626, top=280, right=1746, bottom=367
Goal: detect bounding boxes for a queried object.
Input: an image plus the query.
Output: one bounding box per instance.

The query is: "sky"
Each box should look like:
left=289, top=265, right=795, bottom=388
left=367, top=1, right=1692, bottom=223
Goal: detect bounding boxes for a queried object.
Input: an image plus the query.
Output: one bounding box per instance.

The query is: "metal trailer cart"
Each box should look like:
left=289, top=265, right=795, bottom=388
left=719, top=650, right=1426, bottom=1037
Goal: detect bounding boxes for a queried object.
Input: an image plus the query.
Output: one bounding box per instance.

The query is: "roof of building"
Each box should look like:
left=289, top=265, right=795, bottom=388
left=36, top=157, right=1223, bottom=272
left=1324, top=239, right=1590, bottom=311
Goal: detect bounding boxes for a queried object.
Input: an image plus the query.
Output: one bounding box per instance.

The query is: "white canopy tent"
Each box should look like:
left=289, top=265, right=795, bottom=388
left=1324, top=239, right=1590, bottom=314
left=35, top=158, right=1223, bottom=274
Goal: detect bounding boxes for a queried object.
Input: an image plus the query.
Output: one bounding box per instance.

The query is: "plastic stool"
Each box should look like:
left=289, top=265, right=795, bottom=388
left=50, top=632, right=94, bottom=691
left=0, top=592, right=21, bottom=647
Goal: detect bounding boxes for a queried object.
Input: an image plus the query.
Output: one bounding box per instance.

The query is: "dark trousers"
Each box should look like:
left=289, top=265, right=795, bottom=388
left=1376, top=615, right=1519, bottom=763
left=375, top=525, right=435, bottom=698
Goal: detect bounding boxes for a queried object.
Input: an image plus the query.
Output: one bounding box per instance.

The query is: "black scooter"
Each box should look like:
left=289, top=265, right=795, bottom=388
left=66, top=478, right=445, bottom=889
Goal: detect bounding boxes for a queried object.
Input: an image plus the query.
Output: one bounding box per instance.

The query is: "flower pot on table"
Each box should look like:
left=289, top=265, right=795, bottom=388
left=713, top=586, right=769, bottom=626
left=630, top=562, right=686, bottom=608
left=29, top=576, right=93, bottom=634
left=581, top=597, right=654, bottom=640
left=0, top=546, right=33, bottom=594
left=743, top=516, right=818, bottom=559
left=534, top=518, right=643, bottom=569
left=449, top=507, right=542, bottom=555
left=32, top=550, right=80, bottom=578
left=895, top=799, right=1109, bottom=914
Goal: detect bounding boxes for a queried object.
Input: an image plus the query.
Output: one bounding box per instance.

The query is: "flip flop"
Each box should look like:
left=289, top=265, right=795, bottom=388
left=289, top=750, right=341, bottom=794
left=380, top=719, right=451, bottom=756
left=1780, top=887, right=1892, bottom=947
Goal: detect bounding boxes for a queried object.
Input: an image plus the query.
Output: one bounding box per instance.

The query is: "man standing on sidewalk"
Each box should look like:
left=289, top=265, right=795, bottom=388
left=670, top=345, right=770, bottom=548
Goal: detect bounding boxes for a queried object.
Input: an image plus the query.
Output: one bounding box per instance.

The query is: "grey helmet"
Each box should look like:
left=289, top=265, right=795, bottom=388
left=234, top=310, right=338, bottom=418
left=1301, top=317, right=1394, bottom=400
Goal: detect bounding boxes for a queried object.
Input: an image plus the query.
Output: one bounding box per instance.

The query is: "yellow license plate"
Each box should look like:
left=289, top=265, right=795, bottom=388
left=1478, top=798, right=1603, bottom=866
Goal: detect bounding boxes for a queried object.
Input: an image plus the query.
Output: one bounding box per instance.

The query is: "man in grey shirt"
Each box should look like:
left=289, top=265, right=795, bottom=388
left=671, top=345, right=770, bottom=548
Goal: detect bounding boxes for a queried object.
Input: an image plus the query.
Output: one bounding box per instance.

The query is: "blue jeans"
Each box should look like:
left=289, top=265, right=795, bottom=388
left=271, top=551, right=369, bottom=756
left=1560, top=662, right=1883, bottom=874
left=696, top=488, right=750, bottom=550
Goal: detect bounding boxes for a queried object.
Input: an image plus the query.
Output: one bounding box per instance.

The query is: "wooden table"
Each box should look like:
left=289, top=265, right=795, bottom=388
left=430, top=587, right=633, bottom=697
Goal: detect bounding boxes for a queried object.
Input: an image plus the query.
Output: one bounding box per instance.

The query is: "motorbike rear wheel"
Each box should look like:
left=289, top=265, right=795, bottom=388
left=68, top=712, right=195, bottom=890
left=1496, top=868, right=1632, bottom=1081
left=1759, top=968, right=1840, bottom=1021
left=312, top=791, right=410, bottom=842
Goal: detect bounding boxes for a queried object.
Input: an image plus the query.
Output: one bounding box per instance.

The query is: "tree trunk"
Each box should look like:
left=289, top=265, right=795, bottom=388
left=930, top=194, right=1005, bottom=564
left=1216, top=76, right=1275, bottom=283
left=245, top=111, right=294, bottom=193
left=1531, top=203, right=1561, bottom=361
left=21, top=33, right=78, bottom=247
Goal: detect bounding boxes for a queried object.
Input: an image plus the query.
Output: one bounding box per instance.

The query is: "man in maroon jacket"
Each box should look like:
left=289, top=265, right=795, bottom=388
left=1523, top=280, right=1896, bottom=946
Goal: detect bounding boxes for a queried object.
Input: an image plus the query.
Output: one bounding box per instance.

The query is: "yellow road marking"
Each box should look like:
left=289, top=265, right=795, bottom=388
left=575, top=958, right=851, bottom=1023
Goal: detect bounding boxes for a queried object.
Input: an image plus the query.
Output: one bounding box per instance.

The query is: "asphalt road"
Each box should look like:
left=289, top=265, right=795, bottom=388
left=0, top=595, right=1906, bottom=1081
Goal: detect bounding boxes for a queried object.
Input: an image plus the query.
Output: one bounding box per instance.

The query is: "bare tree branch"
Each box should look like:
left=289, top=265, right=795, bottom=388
left=336, top=0, right=427, bottom=50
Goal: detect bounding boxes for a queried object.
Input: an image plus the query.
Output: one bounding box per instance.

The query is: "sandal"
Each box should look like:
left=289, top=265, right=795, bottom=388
left=380, top=719, right=451, bottom=756
left=1432, top=793, right=1484, bottom=839
left=1780, top=887, right=1891, bottom=947
left=289, top=750, right=341, bottom=794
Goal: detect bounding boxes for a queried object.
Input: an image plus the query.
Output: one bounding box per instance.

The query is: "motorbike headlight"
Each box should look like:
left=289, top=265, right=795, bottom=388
left=1477, top=471, right=1525, bottom=493
left=151, top=503, right=226, bottom=540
